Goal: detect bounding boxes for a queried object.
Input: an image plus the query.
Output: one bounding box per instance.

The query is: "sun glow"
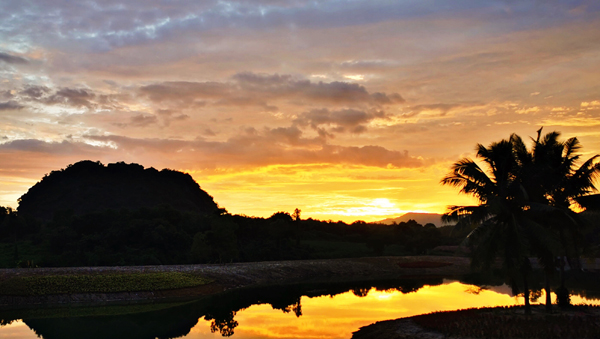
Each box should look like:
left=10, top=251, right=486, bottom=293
left=187, top=164, right=476, bottom=222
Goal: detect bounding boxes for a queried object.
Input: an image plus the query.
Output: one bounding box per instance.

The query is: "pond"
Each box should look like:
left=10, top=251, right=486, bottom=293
left=1, top=276, right=599, bottom=339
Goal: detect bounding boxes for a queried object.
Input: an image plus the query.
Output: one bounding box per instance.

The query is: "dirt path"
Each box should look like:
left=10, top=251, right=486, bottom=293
left=0, top=256, right=471, bottom=306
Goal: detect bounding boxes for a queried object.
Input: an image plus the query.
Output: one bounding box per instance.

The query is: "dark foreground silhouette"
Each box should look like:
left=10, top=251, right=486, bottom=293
left=18, top=160, right=220, bottom=221
left=1, top=161, right=462, bottom=267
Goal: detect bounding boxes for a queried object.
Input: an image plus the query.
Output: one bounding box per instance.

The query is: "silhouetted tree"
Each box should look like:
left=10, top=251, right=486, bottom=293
left=441, top=134, right=546, bottom=314
left=18, top=161, right=219, bottom=222
left=522, top=129, right=600, bottom=310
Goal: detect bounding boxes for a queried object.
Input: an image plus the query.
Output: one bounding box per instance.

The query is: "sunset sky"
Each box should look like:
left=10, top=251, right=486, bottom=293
left=1, top=1, right=599, bottom=222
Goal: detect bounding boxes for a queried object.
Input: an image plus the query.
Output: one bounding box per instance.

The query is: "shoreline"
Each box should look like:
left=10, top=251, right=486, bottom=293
left=0, top=256, right=471, bottom=307
left=351, top=304, right=600, bottom=339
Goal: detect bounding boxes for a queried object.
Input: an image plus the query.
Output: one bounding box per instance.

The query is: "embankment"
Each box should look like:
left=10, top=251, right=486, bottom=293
left=0, top=256, right=470, bottom=307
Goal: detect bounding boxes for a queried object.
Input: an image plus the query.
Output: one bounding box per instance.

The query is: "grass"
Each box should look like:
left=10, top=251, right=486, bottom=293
left=0, top=272, right=213, bottom=296
left=412, top=305, right=600, bottom=339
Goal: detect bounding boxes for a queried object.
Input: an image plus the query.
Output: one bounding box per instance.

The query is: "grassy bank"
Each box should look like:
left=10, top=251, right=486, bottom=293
left=0, top=272, right=212, bottom=296
left=413, top=305, right=600, bottom=339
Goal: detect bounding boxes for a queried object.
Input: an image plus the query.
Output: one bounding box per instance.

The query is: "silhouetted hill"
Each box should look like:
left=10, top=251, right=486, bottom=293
left=17, top=160, right=219, bottom=221
left=378, top=213, right=447, bottom=227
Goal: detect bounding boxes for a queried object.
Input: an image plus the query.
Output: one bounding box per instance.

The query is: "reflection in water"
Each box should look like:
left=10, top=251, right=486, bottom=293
left=2, top=277, right=600, bottom=339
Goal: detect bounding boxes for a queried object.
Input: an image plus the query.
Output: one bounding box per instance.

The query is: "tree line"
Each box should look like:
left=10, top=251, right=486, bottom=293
left=0, top=205, right=458, bottom=268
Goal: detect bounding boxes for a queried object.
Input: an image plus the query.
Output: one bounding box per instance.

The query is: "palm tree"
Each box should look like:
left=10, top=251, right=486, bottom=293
left=441, top=135, right=539, bottom=314
left=527, top=129, right=600, bottom=309
left=443, top=129, right=600, bottom=313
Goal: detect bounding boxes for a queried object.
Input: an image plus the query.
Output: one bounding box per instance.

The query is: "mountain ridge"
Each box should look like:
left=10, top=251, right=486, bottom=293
left=378, top=212, right=449, bottom=227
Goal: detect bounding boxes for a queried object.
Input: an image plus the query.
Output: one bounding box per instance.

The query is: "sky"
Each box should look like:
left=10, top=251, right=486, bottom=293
left=1, top=0, right=599, bottom=222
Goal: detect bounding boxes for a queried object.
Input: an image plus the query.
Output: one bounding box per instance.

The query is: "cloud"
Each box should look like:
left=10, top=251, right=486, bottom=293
left=155, top=109, right=190, bottom=126
left=294, top=108, right=388, bottom=134
left=0, top=52, right=28, bottom=64
left=234, top=72, right=404, bottom=106
left=130, top=114, right=158, bottom=127
left=139, top=73, right=404, bottom=111
left=407, top=103, right=463, bottom=117
left=20, top=86, right=50, bottom=99
left=44, top=88, right=96, bottom=108
left=0, top=1, right=501, bottom=53
left=339, top=59, right=397, bottom=72
left=0, top=101, right=24, bottom=111
left=139, top=81, right=231, bottom=105
left=0, top=139, right=100, bottom=155
left=80, top=127, right=422, bottom=169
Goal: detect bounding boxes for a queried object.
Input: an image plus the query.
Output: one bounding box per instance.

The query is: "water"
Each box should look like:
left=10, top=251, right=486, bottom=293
left=1, top=278, right=599, bottom=339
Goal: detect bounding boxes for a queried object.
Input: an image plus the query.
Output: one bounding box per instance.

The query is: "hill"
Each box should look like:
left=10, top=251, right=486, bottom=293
left=378, top=213, right=448, bottom=227
left=17, top=160, right=220, bottom=221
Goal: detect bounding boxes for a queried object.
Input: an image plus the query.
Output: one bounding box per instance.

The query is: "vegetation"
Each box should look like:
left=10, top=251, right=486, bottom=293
left=412, top=305, right=600, bottom=339
left=1, top=196, right=459, bottom=267
left=0, top=272, right=212, bottom=296
left=17, top=160, right=221, bottom=222
left=441, top=129, right=600, bottom=313
left=0, top=207, right=456, bottom=267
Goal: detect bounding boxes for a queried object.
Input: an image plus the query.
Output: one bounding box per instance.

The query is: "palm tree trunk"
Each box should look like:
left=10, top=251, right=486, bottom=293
left=545, top=271, right=552, bottom=313
left=523, top=272, right=531, bottom=314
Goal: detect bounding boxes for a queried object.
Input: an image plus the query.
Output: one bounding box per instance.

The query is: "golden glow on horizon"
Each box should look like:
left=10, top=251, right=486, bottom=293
left=187, top=163, right=477, bottom=222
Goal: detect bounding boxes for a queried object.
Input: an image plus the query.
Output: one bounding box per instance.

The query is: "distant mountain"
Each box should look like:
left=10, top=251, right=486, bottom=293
left=18, top=160, right=220, bottom=221
left=377, top=212, right=449, bottom=227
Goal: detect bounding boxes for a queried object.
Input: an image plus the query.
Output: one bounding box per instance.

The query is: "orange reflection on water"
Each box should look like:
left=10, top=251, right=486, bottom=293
left=4, top=281, right=599, bottom=339
left=0, top=321, right=38, bottom=339
left=187, top=281, right=524, bottom=339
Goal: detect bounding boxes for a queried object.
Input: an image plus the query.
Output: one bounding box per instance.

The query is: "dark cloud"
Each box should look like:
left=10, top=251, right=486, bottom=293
left=214, top=97, right=279, bottom=112
left=154, top=109, right=190, bottom=126
left=139, top=81, right=230, bottom=104
left=294, top=108, right=388, bottom=134
left=203, top=128, right=216, bottom=136
left=371, top=92, right=405, bottom=105
left=140, top=73, right=403, bottom=111
left=0, top=101, right=24, bottom=111
left=234, top=72, right=391, bottom=106
left=172, top=114, right=190, bottom=121
left=130, top=114, right=158, bottom=127
left=20, top=86, right=50, bottom=99
left=0, top=52, right=28, bottom=64
left=234, top=72, right=405, bottom=106
left=268, top=126, right=303, bottom=145
left=233, top=72, right=293, bottom=87
left=0, top=139, right=97, bottom=155
left=0, top=91, right=13, bottom=100
left=45, top=88, right=96, bottom=108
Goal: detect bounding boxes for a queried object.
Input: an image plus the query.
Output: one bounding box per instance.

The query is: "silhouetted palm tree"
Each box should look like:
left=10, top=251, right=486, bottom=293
left=441, top=135, right=541, bottom=314
left=526, top=129, right=600, bottom=309
left=443, top=129, right=600, bottom=313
